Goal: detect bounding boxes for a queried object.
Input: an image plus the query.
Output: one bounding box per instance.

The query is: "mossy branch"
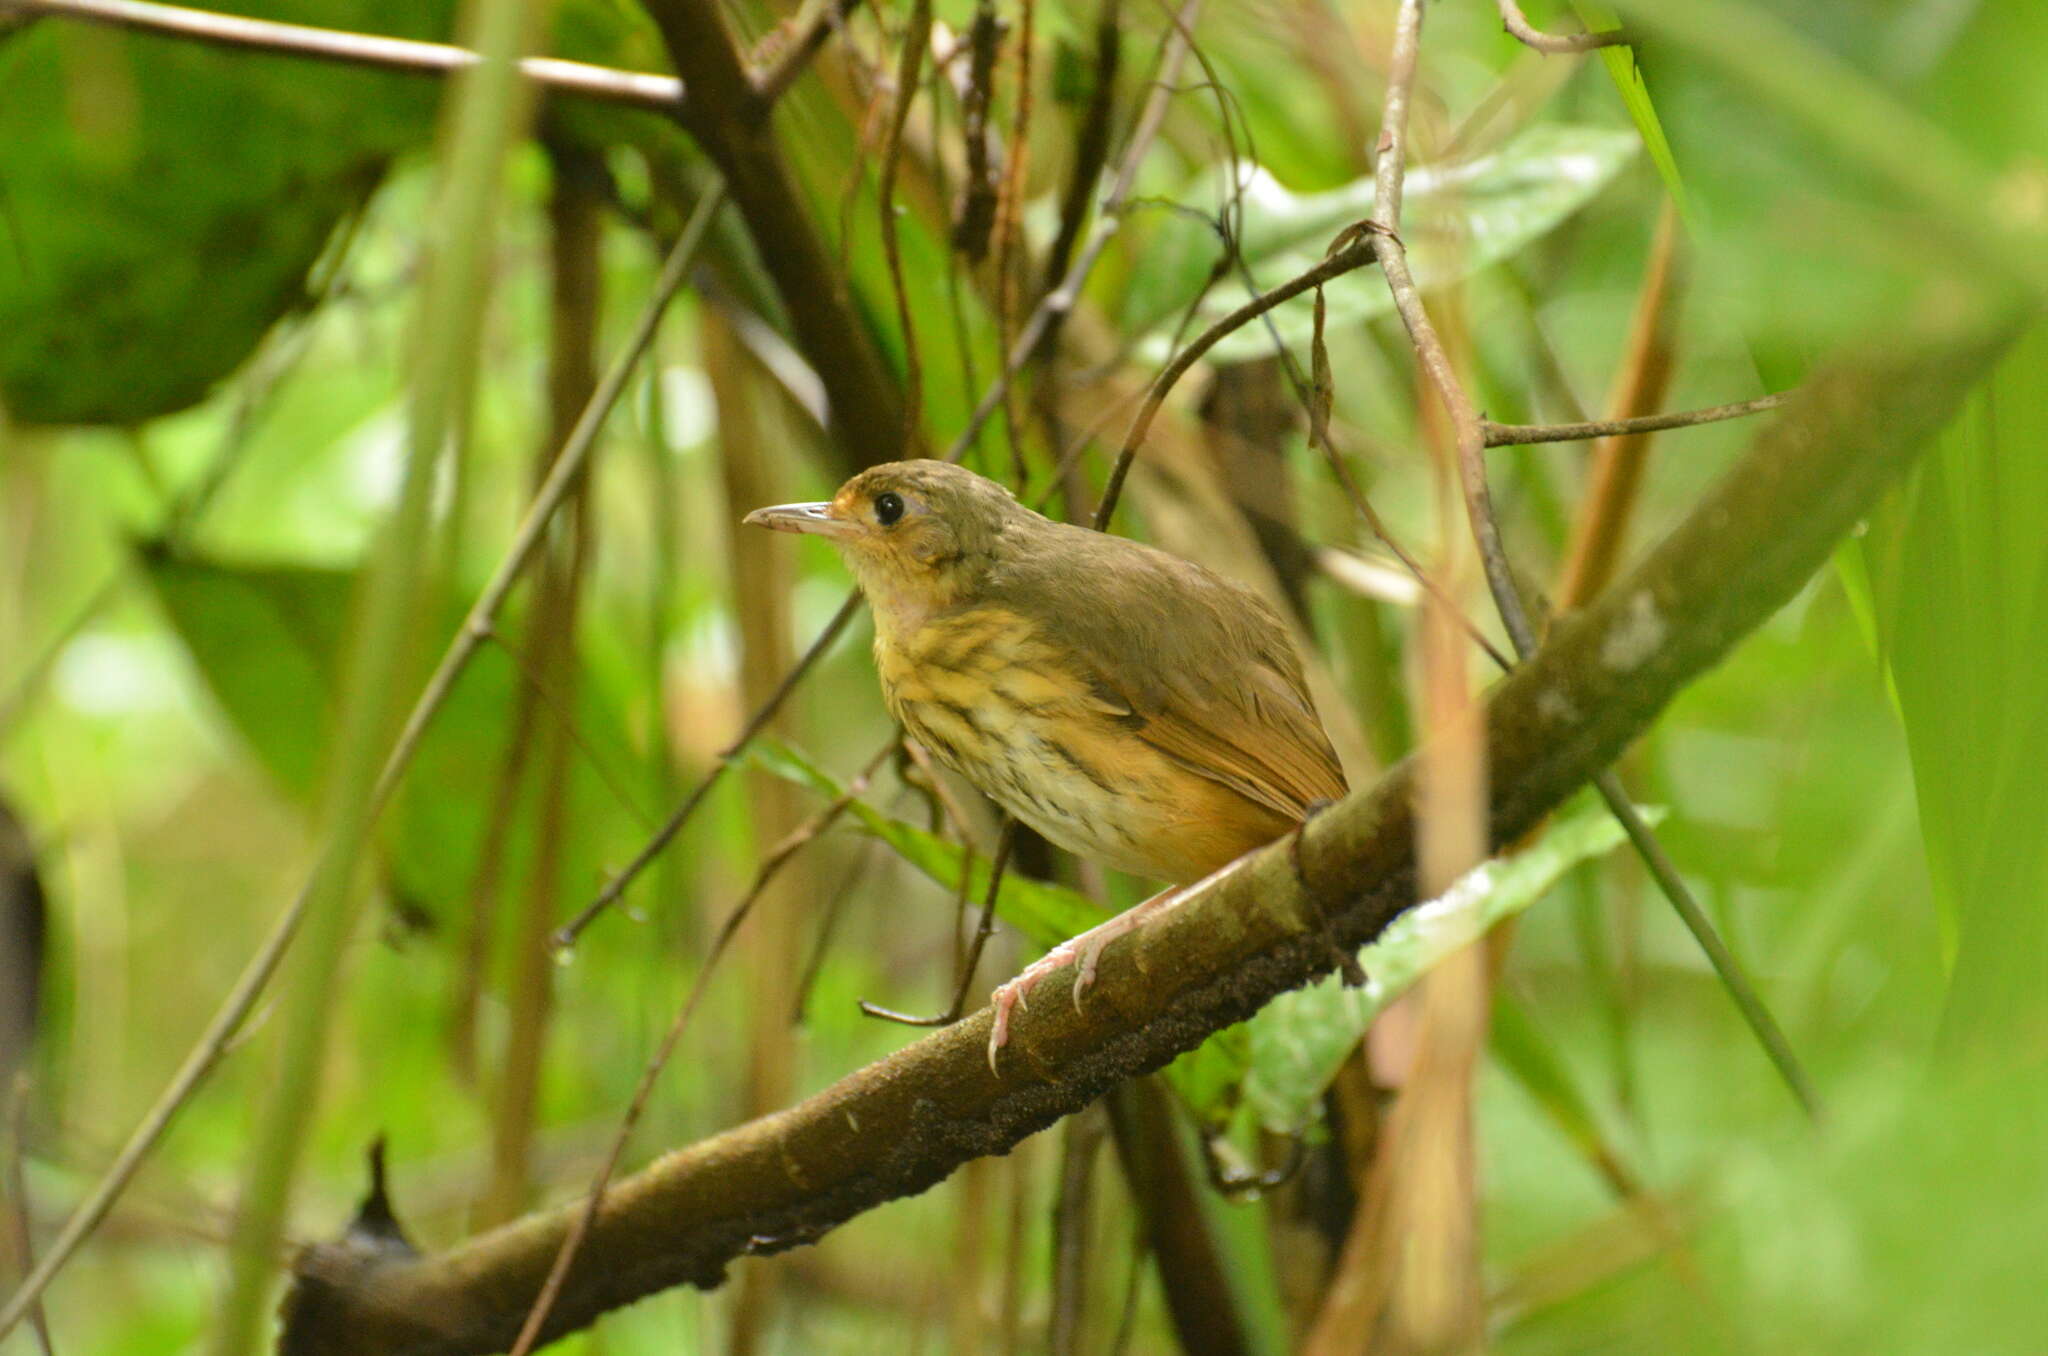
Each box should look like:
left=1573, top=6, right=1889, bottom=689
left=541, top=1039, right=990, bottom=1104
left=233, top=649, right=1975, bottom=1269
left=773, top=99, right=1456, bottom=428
left=278, top=329, right=2010, bottom=1355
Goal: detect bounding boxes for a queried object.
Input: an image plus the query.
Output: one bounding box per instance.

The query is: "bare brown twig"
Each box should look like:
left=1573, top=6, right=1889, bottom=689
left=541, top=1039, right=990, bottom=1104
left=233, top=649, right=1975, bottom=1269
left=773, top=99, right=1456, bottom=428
left=1367, top=0, right=1818, bottom=1119
left=1482, top=391, right=1790, bottom=447
left=555, top=588, right=864, bottom=946
left=508, top=742, right=897, bottom=1353
left=1041, top=0, right=1123, bottom=294
left=1091, top=235, right=1379, bottom=530
left=2, top=0, right=686, bottom=110
left=4, top=1081, right=51, bottom=1356
left=859, top=821, right=1019, bottom=1028
left=1495, top=0, right=1628, bottom=54
left=752, top=0, right=868, bottom=108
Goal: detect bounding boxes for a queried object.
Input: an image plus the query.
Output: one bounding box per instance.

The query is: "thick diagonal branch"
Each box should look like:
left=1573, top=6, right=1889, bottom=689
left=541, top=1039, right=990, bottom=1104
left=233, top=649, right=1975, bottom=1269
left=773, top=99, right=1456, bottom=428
left=277, top=333, right=2005, bottom=1355
left=641, top=0, right=906, bottom=474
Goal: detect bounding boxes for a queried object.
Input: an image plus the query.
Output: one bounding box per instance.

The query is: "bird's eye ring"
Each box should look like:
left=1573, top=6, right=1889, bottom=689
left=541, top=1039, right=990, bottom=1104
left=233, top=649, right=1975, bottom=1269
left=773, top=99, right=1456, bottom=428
left=874, top=491, right=906, bottom=525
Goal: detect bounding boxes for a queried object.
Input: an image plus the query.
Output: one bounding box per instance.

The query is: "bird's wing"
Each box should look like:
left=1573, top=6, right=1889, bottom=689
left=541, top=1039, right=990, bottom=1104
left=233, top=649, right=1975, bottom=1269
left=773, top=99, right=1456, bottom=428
left=995, top=528, right=1347, bottom=822
left=1127, top=656, right=1346, bottom=821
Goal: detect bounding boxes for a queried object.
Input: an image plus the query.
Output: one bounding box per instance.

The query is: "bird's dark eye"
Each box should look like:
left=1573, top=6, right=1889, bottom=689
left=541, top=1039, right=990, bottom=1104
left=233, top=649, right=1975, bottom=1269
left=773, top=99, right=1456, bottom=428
left=874, top=491, right=905, bottom=525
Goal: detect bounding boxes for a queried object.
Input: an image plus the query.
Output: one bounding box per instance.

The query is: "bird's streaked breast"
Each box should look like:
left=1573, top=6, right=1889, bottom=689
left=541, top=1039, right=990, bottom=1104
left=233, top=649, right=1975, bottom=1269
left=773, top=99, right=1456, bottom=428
left=875, top=607, right=1294, bottom=883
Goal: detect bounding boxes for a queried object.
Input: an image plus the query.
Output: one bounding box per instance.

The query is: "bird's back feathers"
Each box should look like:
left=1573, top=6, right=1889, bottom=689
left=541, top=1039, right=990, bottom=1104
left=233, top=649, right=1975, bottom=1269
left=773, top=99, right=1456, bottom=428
left=982, top=515, right=1348, bottom=824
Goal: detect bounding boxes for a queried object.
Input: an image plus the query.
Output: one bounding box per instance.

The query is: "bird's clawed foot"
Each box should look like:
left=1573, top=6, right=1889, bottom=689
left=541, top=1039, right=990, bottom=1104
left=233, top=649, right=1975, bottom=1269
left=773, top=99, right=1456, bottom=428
left=985, top=887, right=1187, bottom=1074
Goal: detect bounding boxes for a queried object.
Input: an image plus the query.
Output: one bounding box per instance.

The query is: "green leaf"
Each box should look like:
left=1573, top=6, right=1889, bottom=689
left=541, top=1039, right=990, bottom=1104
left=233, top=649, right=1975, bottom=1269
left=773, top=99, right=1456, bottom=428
left=1183, top=802, right=1652, bottom=1133
left=1567, top=2, right=1695, bottom=226
left=0, top=4, right=459, bottom=425
left=1127, top=124, right=1638, bottom=364
left=745, top=738, right=1106, bottom=948
left=142, top=549, right=350, bottom=797
left=140, top=548, right=639, bottom=916
left=1860, top=321, right=2048, bottom=1041
left=1490, top=989, right=1628, bottom=1187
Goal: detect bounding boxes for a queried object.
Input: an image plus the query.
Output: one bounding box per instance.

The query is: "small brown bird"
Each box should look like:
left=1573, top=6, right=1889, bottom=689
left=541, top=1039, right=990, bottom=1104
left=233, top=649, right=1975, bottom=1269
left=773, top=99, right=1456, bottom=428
left=746, top=460, right=1345, bottom=1067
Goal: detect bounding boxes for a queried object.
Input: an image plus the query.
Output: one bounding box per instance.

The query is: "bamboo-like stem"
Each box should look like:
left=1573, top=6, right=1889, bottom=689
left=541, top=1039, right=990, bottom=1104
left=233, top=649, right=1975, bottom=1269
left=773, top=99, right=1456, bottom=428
left=1557, top=204, right=1685, bottom=608
left=479, top=147, right=604, bottom=1229
left=706, top=302, right=810, bottom=1356
left=0, top=180, right=726, bottom=1350
left=1047, top=1105, right=1108, bottom=1356
left=210, top=0, right=547, bottom=1340
left=209, top=0, right=544, bottom=1335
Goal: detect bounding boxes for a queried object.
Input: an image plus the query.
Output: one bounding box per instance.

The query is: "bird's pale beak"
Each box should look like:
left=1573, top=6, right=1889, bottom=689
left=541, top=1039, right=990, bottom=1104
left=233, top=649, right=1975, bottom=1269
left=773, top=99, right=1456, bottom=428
left=742, top=500, right=858, bottom=540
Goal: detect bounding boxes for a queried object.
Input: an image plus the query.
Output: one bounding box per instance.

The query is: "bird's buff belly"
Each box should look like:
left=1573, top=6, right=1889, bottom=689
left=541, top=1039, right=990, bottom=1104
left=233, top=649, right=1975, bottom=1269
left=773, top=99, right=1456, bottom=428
left=877, top=617, right=1270, bottom=883
left=895, top=695, right=1172, bottom=876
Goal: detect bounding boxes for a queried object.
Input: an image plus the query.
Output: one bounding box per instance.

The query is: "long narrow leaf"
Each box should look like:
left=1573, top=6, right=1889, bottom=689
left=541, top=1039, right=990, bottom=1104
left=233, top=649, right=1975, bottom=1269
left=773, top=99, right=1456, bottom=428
left=746, top=738, right=1105, bottom=948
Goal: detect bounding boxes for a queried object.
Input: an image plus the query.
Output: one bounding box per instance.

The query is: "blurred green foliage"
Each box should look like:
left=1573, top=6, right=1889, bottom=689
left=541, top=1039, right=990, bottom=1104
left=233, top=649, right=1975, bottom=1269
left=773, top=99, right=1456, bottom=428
left=0, top=0, right=449, bottom=422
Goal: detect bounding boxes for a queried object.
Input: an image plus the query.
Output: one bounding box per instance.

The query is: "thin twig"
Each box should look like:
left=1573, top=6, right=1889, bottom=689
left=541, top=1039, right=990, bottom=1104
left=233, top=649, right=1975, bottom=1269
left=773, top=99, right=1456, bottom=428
left=0, top=187, right=726, bottom=1344
left=859, top=822, right=1017, bottom=1027
left=1593, top=771, right=1820, bottom=1119
left=554, top=587, right=863, bottom=946
left=942, top=0, right=1200, bottom=463
left=1372, top=1, right=1538, bottom=653
left=4, top=1080, right=51, bottom=1356
left=1482, top=391, right=1790, bottom=447
left=1, top=0, right=686, bottom=111
left=482, top=630, right=657, bottom=829
left=0, top=576, right=120, bottom=749
left=1370, top=0, right=1818, bottom=1119
left=1041, top=0, right=1122, bottom=293
left=508, top=745, right=894, bottom=1354
left=949, top=2, right=1003, bottom=266
left=876, top=0, right=933, bottom=452
left=1495, top=0, right=1628, bottom=54
left=1090, top=235, right=1378, bottom=530
left=792, top=837, right=882, bottom=1023
left=751, top=0, right=867, bottom=108
left=896, top=734, right=981, bottom=858
left=1308, top=283, right=1510, bottom=670
left=988, top=0, right=1037, bottom=477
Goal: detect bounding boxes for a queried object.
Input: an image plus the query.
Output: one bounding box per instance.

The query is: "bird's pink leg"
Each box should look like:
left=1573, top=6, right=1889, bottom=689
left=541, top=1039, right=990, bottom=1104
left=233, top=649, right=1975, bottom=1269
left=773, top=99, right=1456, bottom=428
left=985, top=856, right=1252, bottom=1072
left=986, top=886, right=1177, bottom=1071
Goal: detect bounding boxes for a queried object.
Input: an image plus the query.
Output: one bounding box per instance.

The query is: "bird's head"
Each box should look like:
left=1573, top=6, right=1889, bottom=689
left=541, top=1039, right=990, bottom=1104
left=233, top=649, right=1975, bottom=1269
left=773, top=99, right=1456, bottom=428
left=743, top=459, right=1025, bottom=627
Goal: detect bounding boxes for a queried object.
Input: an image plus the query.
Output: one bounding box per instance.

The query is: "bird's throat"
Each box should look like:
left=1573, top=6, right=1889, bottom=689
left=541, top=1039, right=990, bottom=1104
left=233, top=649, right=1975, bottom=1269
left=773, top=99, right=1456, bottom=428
left=848, top=554, right=972, bottom=646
